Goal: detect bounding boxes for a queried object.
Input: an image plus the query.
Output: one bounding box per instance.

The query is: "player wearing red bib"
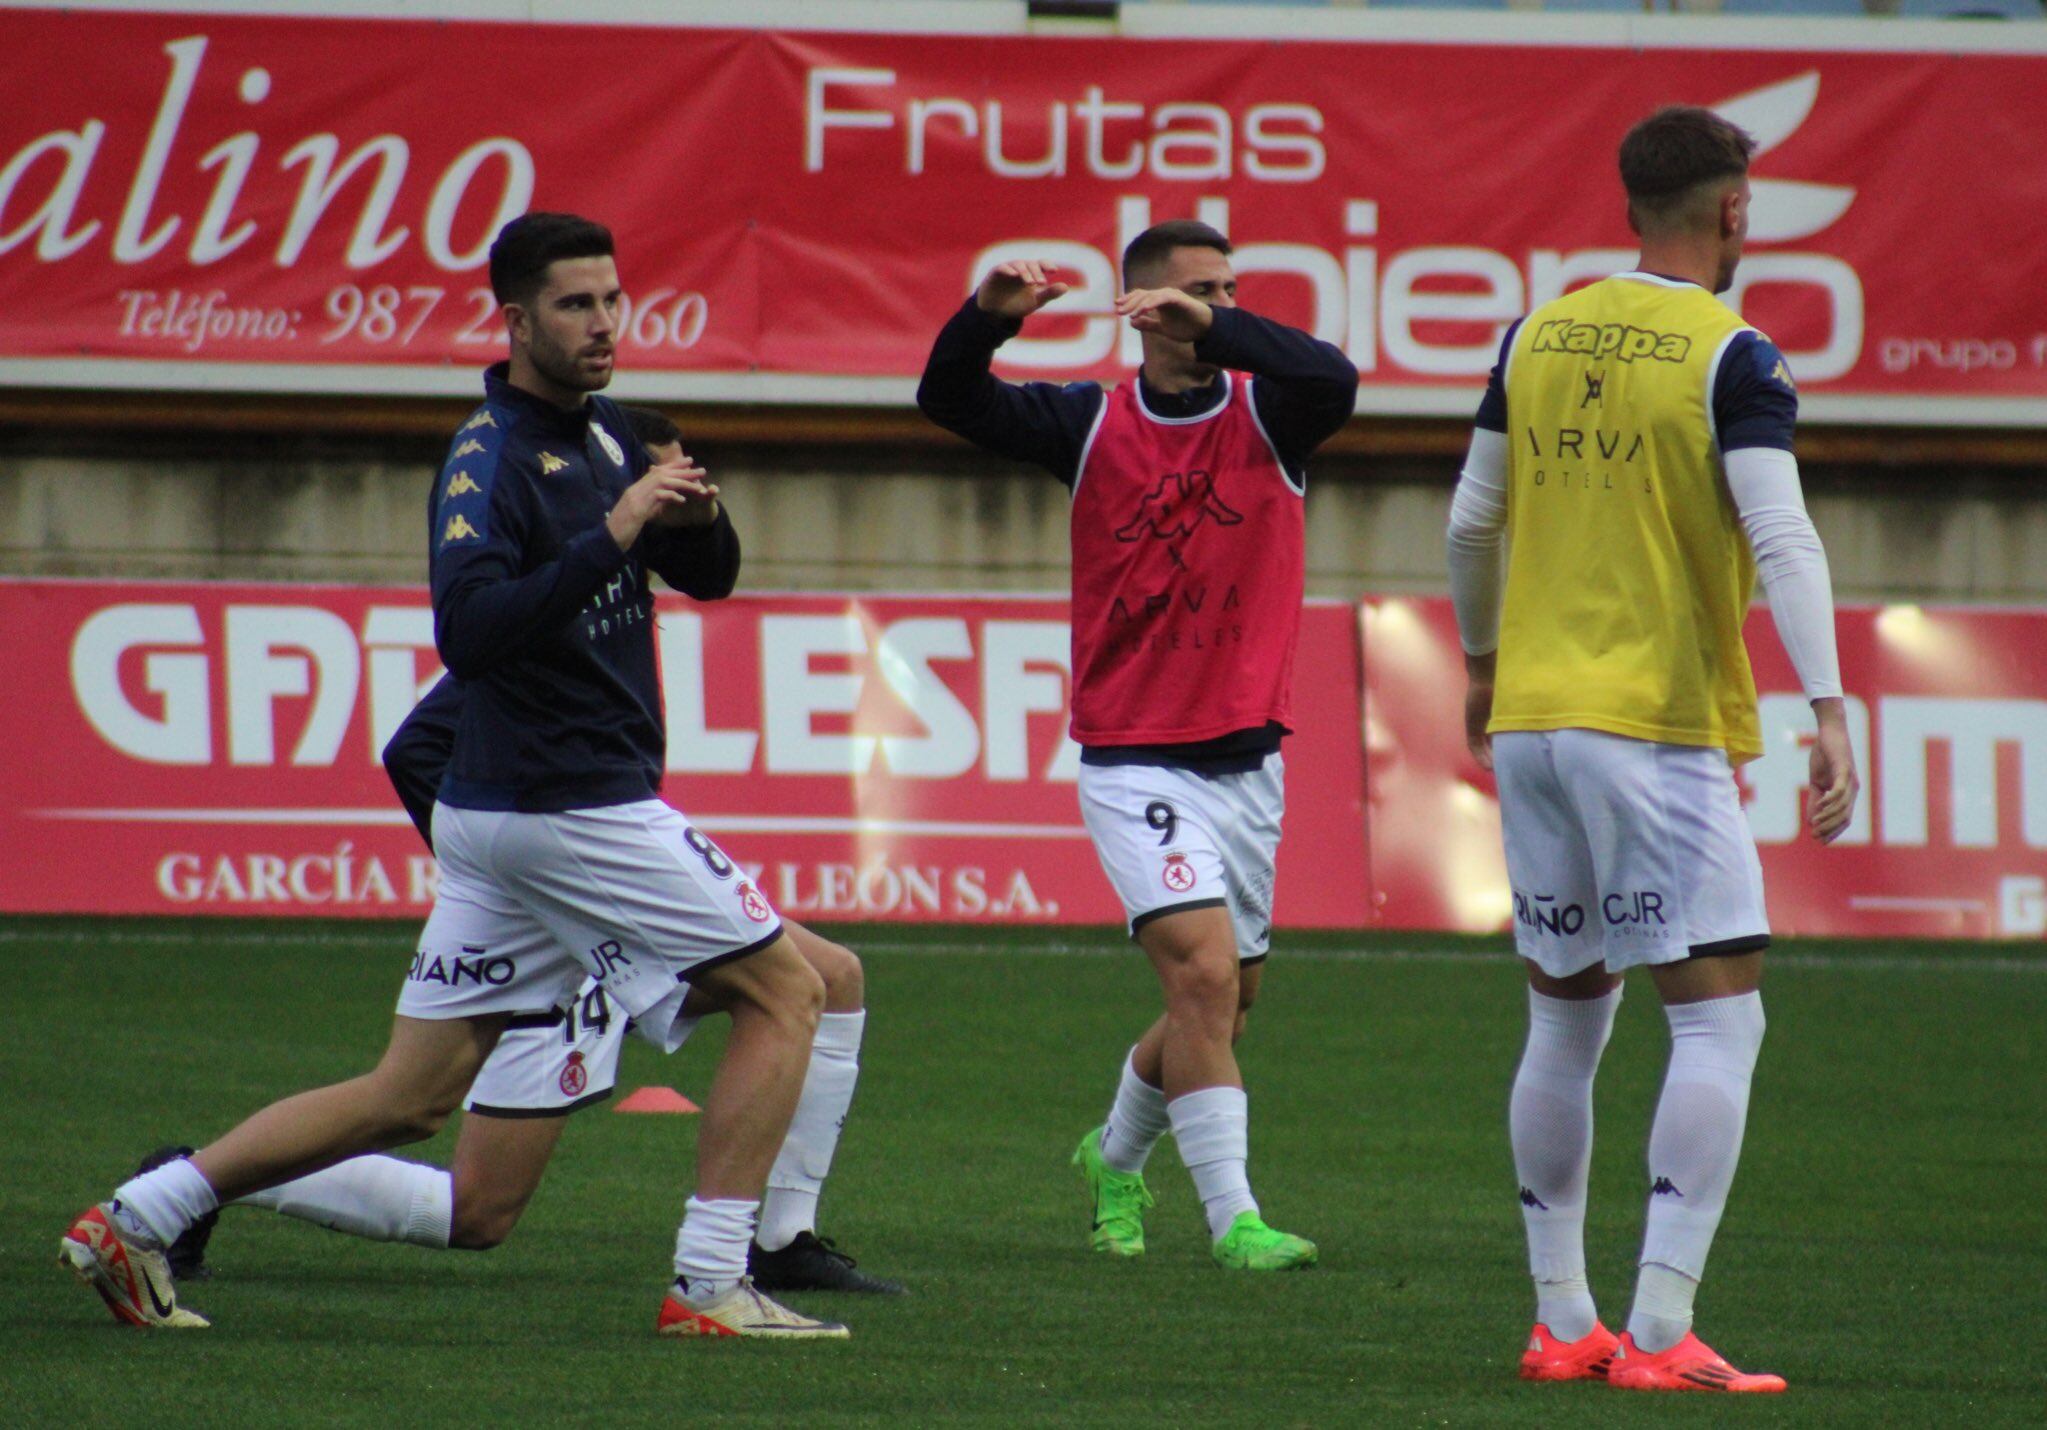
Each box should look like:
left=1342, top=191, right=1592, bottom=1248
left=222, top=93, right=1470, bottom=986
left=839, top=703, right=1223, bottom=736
left=919, top=221, right=1356, bottom=1269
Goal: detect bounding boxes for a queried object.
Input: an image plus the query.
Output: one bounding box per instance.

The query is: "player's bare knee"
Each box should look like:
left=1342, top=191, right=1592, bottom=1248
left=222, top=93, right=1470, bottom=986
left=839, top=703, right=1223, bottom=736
left=757, top=949, right=826, bottom=1034
left=448, top=1199, right=520, bottom=1250
left=1163, top=953, right=1238, bottom=1021
left=358, top=1070, right=462, bottom=1145
left=790, top=960, right=827, bottom=1029
left=387, top=1099, right=455, bottom=1146
left=807, top=939, right=864, bottom=1011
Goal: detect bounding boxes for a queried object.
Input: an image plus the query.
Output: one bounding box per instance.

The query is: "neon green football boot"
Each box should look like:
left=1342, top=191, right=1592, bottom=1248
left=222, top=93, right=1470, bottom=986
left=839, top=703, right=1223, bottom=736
left=1072, top=1126, right=1154, bottom=1257
left=1211, top=1211, right=1318, bottom=1271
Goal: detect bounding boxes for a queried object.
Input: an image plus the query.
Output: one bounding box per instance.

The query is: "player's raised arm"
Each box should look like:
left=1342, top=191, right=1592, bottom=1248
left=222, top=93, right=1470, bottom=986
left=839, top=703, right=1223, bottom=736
left=915, top=260, right=1105, bottom=484
left=1188, top=303, right=1358, bottom=471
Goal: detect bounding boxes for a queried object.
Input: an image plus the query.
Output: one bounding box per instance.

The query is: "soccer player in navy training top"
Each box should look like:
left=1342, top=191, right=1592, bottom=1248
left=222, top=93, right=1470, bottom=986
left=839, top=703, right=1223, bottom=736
left=64, top=214, right=852, bottom=1339
left=919, top=221, right=1357, bottom=1271
left=137, top=406, right=901, bottom=1300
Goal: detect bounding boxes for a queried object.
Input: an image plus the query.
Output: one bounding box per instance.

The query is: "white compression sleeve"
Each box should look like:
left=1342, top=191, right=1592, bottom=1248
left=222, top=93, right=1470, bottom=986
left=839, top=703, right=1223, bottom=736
left=1724, top=447, right=1842, bottom=701
left=1445, top=426, right=1510, bottom=656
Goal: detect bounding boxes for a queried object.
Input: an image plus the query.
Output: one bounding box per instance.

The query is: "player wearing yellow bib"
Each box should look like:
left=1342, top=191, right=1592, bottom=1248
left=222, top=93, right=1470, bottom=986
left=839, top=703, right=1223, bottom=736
left=1446, top=107, right=1859, bottom=1394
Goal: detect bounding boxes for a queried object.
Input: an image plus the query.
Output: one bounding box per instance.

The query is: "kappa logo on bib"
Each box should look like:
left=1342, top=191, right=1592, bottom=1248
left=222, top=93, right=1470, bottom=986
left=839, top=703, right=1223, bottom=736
left=1161, top=854, right=1197, bottom=894
left=559, top=1051, right=588, bottom=1098
left=737, top=881, right=773, bottom=923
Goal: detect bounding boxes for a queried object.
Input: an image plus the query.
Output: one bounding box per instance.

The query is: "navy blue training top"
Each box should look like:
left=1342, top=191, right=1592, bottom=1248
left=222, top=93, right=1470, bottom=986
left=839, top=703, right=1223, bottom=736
left=428, top=363, right=739, bottom=813
left=385, top=674, right=460, bottom=847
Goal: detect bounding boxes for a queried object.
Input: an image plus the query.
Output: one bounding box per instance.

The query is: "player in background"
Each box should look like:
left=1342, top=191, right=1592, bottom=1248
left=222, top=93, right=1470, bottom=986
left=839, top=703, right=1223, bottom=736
left=1446, top=107, right=1858, bottom=1392
left=918, top=221, right=1356, bottom=1270
left=65, top=213, right=849, bottom=1339
left=141, top=406, right=900, bottom=1299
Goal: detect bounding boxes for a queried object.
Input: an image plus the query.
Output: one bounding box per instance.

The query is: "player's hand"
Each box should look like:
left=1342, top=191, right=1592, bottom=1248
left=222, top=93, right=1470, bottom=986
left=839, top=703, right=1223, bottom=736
left=1116, top=287, right=1213, bottom=343
left=1807, top=697, right=1860, bottom=843
left=976, top=260, right=1070, bottom=321
left=644, top=453, right=721, bottom=529
left=606, top=460, right=709, bottom=549
left=1463, top=650, right=1497, bottom=772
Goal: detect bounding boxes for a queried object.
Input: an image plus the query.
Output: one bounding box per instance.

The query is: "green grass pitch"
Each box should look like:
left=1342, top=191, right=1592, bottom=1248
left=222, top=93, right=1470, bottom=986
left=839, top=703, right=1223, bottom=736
left=3, top=917, right=2042, bottom=1426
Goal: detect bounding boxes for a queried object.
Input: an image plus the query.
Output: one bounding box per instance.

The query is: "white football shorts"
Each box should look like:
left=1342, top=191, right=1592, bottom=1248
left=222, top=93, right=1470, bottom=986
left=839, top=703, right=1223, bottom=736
left=464, top=980, right=627, bottom=1117
left=1492, top=728, right=1769, bottom=979
left=463, top=978, right=702, bottom=1118
left=397, top=799, right=781, bottom=1050
left=1077, top=753, right=1284, bottom=963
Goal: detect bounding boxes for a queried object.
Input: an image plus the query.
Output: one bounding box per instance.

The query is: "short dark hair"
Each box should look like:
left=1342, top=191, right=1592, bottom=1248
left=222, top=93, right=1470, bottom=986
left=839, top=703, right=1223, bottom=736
left=488, top=212, right=614, bottom=306
left=1121, top=219, right=1232, bottom=286
left=1618, top=107, right=1756, bottom=231
left=621, top=404, right=681, bottom=453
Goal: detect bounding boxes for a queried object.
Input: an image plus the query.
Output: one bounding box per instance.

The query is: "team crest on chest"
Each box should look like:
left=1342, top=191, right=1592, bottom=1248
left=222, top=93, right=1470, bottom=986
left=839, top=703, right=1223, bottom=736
left=593, top=425, right=625, bottom=469
left=1161, top=854, right=1197, bottom=893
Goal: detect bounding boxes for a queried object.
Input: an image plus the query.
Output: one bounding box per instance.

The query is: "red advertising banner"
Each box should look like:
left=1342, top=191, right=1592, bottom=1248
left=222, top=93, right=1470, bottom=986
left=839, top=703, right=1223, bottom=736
left=0, top=580, right=1369, bottom=926
left=1364, top=596, right=2047, bottom=941
left=1, top=6, right=2043, bottom=421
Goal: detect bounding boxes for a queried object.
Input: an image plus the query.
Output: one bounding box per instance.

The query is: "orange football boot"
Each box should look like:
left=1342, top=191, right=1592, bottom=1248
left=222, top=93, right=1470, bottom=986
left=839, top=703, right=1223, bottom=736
left=1607, top=1331, right=1787, bottom=1393
left=58, top=1204, right=209, bottom=1329
left=1519, top=1322, right=1621, bottom=1382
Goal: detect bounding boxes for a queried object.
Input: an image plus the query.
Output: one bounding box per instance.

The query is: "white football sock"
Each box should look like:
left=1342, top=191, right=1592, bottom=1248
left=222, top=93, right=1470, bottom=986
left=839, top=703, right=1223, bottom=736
left=758, top=1010, right=865, bottom=1252
left=674, top=1195, right=757, bottom=1300
left=236, top=1155, right=452, bottom=1249
left=1510, top=985, right=1622, bottom=1342
left=109, top=1156, right=219, bottom=1249
left=1628, top=991, right=1766, bottom=1353
left=1099, top=1048, right=1170, bottom=1174
left=1628, top=1263, right=1700, bottom=1355
left=1169, top=1086, right=1258, bottom=1242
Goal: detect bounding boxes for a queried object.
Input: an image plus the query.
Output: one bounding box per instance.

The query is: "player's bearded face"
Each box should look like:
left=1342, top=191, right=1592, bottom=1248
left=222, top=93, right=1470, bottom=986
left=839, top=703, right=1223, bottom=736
left=517, top=256, right=621, bottom=393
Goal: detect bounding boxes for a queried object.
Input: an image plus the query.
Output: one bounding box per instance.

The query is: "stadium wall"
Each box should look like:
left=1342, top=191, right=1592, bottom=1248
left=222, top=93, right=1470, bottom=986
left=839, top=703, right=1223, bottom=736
left=3, top=433, right=2045, bottom=604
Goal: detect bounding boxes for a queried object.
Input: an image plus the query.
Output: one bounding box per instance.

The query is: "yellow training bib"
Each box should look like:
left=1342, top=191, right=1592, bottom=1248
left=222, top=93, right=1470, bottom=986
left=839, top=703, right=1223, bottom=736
left=1493, top=273, right=1763, bottom=762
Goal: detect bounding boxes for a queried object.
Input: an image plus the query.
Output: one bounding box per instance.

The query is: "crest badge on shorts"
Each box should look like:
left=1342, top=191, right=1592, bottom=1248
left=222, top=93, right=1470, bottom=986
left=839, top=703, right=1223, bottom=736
left=559, top=1050, right=588, bottom=1098
left=737, top=881, right=773, bottom=923
left=1161, top=853, right=1197, bottom=893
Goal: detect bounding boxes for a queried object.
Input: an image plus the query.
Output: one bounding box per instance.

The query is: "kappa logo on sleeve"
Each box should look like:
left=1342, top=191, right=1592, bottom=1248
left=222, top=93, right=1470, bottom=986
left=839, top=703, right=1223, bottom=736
left=441, top=513, right=482, bottom=546
left=460, top=409, right=497, bottom=433
left=452, top=438, right=487, bottom=459
left=443, top=470, right=480, bottom=500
